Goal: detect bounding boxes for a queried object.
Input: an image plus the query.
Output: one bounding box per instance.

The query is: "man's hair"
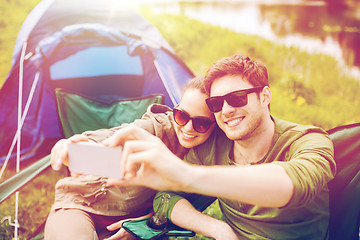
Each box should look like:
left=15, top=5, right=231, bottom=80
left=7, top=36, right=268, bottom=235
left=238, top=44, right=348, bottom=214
left=204, top=55, right=269, bottom=94
left=183, top=76, right=207, bottom=94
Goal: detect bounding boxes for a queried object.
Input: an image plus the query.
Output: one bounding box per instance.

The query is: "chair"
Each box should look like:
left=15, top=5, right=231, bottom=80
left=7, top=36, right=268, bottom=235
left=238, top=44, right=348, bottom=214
left=55, top=88, right=164, bottom=138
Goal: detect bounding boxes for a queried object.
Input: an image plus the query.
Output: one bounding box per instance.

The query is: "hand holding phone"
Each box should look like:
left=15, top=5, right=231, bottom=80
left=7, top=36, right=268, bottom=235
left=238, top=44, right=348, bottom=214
left=68, top=141, right=123, bottom=178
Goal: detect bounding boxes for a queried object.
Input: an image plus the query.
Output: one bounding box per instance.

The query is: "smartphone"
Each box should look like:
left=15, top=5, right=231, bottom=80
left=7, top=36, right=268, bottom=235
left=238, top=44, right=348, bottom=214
left=122, top=218, right=194, bottom=240
left=67, top=141, right=123, bottom=178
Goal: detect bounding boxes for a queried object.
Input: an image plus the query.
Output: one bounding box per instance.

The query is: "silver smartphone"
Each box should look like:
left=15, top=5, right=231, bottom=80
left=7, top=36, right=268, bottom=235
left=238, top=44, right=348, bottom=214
left=68, top=141, right=123, bottom=178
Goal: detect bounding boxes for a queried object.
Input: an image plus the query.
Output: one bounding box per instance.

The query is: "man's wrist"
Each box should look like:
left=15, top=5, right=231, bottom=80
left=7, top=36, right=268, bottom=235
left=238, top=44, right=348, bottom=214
left=180, top=164, right=204, bottom=193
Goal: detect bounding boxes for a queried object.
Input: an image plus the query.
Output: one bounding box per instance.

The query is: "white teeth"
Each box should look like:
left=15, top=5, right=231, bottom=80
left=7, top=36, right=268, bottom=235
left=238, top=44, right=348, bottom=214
left=227, top=117, right=243, bottom=127
left=182, top=132, right=195, bottom=139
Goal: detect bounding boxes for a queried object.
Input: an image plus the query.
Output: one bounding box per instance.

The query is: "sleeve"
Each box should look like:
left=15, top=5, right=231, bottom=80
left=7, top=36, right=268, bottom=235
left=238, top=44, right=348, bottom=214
left=152, top=146, right=216, bottom=221
left=153, top=191, right=216, bottom=221
left=82, top=125, right=127, bottom=143
left=276, top=131, right=335, bottom=208
left=81, top=118, right=156, bottom=143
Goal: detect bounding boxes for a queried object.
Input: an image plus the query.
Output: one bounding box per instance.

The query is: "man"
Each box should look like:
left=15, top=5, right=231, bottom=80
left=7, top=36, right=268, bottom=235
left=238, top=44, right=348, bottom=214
left=109, top=55, right=336, bottom=239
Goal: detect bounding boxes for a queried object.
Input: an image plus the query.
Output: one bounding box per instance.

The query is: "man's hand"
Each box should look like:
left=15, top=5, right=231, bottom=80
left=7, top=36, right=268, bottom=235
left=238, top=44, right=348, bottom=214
left=104, top=213, right=152, bottom=240
left=50, top=134, right=92, bottom=171
left=105, top=125, right=191, bottom=192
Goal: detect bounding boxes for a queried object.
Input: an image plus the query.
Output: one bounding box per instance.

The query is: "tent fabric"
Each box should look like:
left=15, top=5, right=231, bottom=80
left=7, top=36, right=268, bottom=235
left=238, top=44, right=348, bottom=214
left=12, top=0, right=173, bottom=64
left=0, top=155, right=50, bottom=204
left=56, top=89, right=164, bottom=138
left=0, top=0, right=194, bottom=166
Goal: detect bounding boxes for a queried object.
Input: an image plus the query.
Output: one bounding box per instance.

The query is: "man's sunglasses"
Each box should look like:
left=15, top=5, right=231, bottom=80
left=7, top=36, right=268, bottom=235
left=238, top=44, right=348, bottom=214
left=205, top=86, right=264, bottom=113
left=173, top=108, right=214, bottom=133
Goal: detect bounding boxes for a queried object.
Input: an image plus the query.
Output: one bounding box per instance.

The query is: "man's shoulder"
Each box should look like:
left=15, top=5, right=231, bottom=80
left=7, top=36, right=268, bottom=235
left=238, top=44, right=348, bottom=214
left=272, top=116, right=333, bottom=155
left=273, top=116, right=328, bottom=137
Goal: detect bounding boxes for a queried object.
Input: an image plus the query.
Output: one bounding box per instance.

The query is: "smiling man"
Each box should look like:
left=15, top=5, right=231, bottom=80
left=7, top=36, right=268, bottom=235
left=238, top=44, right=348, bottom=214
left=147, top=54, right=336, bottom=239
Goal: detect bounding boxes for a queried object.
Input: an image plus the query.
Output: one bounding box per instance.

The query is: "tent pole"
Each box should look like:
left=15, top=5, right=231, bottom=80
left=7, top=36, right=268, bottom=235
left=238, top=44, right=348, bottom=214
left=0, top=72, right=40, bottom=180
left=13, top=40, right=27, bottom=240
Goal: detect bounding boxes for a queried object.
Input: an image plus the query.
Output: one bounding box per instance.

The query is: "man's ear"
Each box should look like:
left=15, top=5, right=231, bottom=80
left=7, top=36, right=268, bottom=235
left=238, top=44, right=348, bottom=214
left=260, top=86, right=272, bottom=107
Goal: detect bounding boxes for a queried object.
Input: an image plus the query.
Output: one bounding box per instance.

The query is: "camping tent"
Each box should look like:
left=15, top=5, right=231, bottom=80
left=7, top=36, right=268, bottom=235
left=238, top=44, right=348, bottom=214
left=0, top=0, right=194, bottom=167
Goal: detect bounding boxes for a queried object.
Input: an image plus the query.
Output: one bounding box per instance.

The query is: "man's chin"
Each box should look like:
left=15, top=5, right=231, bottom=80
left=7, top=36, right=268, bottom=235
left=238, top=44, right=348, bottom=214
left=224, top=128, right=249, bottom=141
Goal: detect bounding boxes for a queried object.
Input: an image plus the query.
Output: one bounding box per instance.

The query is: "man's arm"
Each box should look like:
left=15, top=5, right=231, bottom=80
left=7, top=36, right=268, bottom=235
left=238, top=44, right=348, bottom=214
left=185, top=163, right=294, bottom=207
left=109, top=126, right=294, bottom=208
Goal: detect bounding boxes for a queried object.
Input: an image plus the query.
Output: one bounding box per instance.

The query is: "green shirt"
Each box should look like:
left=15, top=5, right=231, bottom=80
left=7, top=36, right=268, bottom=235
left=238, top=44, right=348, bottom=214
left=160, top=117, right=335, bottom=240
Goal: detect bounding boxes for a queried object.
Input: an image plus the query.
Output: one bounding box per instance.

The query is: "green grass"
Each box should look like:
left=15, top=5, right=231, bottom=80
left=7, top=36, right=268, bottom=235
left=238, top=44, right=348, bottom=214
left=1, top=3, right=360, bottom=240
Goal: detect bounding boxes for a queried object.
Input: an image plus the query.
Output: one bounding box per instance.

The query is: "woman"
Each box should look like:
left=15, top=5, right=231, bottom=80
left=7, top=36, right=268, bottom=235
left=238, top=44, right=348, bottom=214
left=44, top=76, right=236, bottom=240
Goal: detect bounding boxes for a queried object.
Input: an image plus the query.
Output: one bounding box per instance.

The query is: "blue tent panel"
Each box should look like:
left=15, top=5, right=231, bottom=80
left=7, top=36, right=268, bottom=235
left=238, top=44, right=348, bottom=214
left=154, top=49, right=193, bottom=105
left=50, top=46, right=143, bottom=80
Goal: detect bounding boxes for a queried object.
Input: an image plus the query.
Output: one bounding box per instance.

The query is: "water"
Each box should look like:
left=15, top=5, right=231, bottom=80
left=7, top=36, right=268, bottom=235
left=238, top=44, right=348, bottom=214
left=149, top=1, right=360, bottom=76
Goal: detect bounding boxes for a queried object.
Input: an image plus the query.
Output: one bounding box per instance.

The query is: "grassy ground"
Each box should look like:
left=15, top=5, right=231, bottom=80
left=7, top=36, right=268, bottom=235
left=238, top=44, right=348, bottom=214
left=1, top=2, right=360, bottom=240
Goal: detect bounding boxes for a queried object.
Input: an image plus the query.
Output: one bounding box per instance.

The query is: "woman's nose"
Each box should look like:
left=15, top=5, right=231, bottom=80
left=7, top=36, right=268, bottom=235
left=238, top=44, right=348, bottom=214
left=183, top=120, right=194, bottom=132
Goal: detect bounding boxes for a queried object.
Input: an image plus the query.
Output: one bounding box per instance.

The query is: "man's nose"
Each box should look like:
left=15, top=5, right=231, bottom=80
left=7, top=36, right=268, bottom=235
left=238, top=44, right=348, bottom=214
left=221, top=100, right=236, bottom=116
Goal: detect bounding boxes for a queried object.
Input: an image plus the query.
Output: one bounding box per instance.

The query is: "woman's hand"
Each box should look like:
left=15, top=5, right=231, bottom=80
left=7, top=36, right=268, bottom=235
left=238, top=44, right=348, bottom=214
left=50, top=134, right=91, bottom=171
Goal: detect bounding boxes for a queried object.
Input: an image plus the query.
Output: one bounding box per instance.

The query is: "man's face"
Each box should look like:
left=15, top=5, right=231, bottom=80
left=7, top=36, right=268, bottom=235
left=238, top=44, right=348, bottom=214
left=209, top=75, right=266, bottom=141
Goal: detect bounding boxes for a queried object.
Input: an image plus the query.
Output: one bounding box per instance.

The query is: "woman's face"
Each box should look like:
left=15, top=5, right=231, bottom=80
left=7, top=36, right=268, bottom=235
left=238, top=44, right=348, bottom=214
left=174, top=88, right=215, bottom=149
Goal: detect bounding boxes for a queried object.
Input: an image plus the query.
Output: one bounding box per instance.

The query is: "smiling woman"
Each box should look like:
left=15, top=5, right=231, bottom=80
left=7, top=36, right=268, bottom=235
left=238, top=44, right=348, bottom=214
left=172, top=87, right=216, bottom=149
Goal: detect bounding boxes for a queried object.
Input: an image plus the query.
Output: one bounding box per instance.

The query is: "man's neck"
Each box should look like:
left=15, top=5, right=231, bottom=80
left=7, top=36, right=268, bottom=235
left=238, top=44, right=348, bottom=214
left=233, top=116, right=275, bottom=165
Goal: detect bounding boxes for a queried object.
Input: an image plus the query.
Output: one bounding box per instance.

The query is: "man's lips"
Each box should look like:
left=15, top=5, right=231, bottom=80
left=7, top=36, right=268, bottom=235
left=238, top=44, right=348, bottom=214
left=225, top=116, right=245, bottom=127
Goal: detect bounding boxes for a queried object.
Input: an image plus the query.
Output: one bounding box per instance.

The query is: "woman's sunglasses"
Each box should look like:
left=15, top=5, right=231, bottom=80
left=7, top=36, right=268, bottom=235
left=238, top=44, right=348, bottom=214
left=173, top=108, right=214, bottom=133
left=205, top=86, right=264, bottom=113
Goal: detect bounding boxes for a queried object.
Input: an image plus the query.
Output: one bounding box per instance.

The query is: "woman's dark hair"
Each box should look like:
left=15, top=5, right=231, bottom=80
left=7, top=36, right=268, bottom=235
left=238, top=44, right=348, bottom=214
left=183, top=76, right=206, bottom=95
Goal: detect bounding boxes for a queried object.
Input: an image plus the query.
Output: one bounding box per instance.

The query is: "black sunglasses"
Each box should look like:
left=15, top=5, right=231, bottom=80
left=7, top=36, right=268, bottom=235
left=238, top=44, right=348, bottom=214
left=173, top=108, right=214, bottom=133
left=205, top=86, right=264, bottom=113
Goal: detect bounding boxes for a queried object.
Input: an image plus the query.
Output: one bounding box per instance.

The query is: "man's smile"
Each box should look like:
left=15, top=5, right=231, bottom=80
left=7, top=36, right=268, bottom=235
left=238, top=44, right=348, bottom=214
left=225, top=116, right=245, bottom=127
